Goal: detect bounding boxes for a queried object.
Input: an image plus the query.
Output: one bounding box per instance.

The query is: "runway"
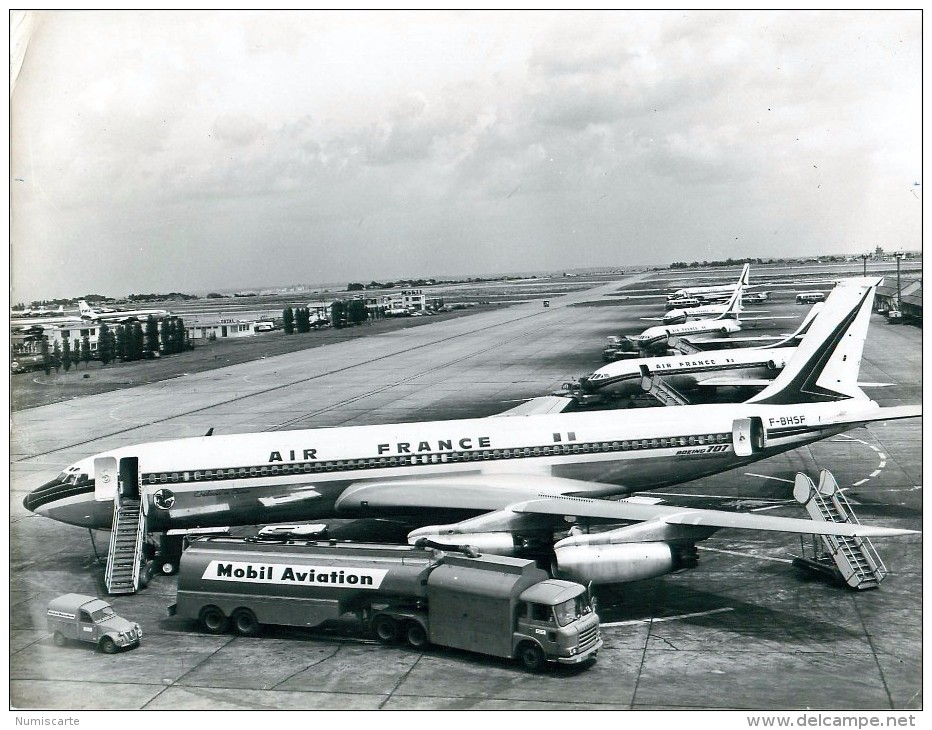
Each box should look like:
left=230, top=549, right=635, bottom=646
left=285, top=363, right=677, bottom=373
left=10, top=268, right=922, bottom=711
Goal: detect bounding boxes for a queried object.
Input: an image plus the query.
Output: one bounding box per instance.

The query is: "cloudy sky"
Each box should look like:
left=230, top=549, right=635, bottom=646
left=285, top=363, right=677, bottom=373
left=10, top=10, right=921, bottom=303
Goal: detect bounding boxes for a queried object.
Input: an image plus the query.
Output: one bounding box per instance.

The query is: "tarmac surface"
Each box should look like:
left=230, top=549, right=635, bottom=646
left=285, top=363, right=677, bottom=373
left=9, top=267, right=922, bottom=712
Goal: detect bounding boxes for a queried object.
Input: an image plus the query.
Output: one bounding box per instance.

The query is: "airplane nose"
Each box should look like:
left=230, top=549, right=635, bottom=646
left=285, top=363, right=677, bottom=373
left=23, top=476, right=76, bottom=513
left=23, top=475, right=106, bottom=528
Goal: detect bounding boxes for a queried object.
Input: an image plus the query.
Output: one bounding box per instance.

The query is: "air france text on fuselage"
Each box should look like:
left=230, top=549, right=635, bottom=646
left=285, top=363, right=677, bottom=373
left=653, top=357, right=735, bottom=370
left=377, top=436, right=492, bottom=455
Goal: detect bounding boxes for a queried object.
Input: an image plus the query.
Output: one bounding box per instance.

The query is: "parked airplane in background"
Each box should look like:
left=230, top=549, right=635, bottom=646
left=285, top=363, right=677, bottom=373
left=629, top=282, right=745, bottom=348
left=11, top=305, right=65, bottom=317
left=580, top=305, right=822, bottom=402
left=79, top=300, right=170, bottom=322
left=25, top=278, right=919, bottom=589
left=667, top=263, right=756, bottom=302
left=647, top=294, right=794, bottom=326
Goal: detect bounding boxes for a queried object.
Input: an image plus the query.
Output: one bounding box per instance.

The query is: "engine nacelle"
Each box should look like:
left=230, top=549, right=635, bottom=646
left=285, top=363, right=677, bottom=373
left=408, top=531, right=520, bottom=556
left=662, top=311, right=688, bottom=325
left=554, top=542, right=689, bottom=585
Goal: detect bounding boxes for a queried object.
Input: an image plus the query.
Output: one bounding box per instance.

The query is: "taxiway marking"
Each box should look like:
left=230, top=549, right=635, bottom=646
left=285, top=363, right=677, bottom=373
left=601, top=607, right=734, bottom=627
left=744, top=473, right=794, bottom=483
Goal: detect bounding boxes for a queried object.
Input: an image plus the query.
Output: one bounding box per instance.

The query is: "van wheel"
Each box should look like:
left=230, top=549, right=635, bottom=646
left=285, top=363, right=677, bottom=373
left=199, top=606, right=227, bottom=634
left=99, top=637, right=118, bottom=654
left=53, top=632, right=66, bottom=647
left=405, top=622, right=428, bottom=649
left=231, top=609, right=260, bottom=637
left=518, top=642, right=545, bottom=672
left=372, top=615, right=399, bottom=644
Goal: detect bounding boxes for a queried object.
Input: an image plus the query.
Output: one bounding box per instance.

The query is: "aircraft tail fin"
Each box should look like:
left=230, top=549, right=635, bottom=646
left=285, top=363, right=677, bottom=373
left=752, top=301, right=823, bottom=349
left=715, top=279, right=744, bottom=320
left=738, top=262, right=750, bottom=288
left=747, top=277, right=881, bottom=405
left=78, top=300, right=93, bottom=317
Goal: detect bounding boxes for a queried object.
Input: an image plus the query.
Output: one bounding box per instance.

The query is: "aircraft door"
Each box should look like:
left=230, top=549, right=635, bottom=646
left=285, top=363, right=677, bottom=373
left=119, top=457, right=140, bottom=500
left=732, top=417, right=765, bottom=456
left=94, top=457, right=118, bottom=502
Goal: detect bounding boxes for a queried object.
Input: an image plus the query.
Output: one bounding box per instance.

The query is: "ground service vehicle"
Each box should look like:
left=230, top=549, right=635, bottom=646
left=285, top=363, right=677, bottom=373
left=796, top=292, right=826, bottom=304
left=171, top=537, right=602, bottom=670
left=47, top=594, right=142, bottom=653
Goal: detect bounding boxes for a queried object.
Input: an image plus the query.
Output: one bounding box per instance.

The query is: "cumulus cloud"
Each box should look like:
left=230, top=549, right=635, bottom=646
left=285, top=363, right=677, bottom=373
left=10, top=10, right=921, bottom=301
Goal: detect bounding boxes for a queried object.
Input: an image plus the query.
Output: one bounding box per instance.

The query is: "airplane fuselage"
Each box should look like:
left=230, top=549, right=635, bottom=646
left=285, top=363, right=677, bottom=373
left=583, top=348, right=790, bottom=397
left=27, top=399, right=875, bottom=533
left=630, top=318, right=742, bottom=346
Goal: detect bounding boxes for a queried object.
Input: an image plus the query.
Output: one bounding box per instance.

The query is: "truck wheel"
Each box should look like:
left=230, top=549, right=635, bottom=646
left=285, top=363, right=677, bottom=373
left=372, top=615, right=399, bottom=644
left=99, top=637, right=118, bottom=654
left=199, top=606, right=227, bottom=634
left=405, top=622, right=428, bottom=649
left=53, top=632, right=66, bottom=647
left=518, top=642, right=545, bottom=672
left=231, top=609, right=260, bottom=637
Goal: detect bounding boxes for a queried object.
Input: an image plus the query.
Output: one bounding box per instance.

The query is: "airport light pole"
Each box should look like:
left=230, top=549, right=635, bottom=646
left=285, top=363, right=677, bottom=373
left=860, top=253, right=869, bottom=276
left=893, top=251, right=903, bottom=309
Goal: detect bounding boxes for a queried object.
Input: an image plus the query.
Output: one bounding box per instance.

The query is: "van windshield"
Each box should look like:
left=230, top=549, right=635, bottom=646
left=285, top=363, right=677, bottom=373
left=91, top=607, right=115, bottom=622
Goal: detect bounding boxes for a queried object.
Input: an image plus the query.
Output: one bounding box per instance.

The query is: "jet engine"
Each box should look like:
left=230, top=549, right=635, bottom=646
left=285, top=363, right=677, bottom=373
left=553, top=541, right=699, bottom=585
left=408, top=530, right=521, bottom=556
left=662, top=311, right=688, bottom=325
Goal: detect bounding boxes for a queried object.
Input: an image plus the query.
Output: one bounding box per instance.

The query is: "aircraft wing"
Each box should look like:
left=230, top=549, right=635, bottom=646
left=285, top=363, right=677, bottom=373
left=332, top=473, right=917, bottom=539
left=737, top=316, right=799, bottom=322
left=491, top=395, right=576, bottom=417
left=695, top=378, right=772, bottom=388
left=512, top=494, right=917, bottom=538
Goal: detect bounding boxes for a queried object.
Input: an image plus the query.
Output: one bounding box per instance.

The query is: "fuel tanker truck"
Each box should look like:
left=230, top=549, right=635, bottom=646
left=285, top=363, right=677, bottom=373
left=170, top=536, right=602, bottom=671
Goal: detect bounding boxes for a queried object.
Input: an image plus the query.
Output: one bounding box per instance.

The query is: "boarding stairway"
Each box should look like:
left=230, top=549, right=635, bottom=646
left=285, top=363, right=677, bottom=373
left=667, top=336, right=701, bottom=354
left=105, top=496, right=146, bottom=594
left=791, top=470, right=887, bottom=590
left=639, top=365, right=690, bottom=406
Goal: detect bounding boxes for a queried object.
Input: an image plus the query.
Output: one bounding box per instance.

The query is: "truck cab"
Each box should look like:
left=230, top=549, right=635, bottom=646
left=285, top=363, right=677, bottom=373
left=47, top=594, right=142, bottom=654
left=515, top=580, right=601, bottom=669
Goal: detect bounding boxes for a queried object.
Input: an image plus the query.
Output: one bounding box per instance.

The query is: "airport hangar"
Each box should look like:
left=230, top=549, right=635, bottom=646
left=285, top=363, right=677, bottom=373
left=10, top=268, right=921, bottom=710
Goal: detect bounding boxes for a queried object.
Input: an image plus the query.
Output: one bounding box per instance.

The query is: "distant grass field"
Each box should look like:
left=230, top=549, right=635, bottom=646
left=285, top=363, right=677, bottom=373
left=10, top=306, right=492, bottom=412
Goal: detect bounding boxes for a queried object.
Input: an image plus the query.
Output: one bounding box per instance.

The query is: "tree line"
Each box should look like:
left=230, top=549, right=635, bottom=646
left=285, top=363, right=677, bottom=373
left=282, top=300, right=369, bottom=334
left=37, top=316, right=189, bottom=375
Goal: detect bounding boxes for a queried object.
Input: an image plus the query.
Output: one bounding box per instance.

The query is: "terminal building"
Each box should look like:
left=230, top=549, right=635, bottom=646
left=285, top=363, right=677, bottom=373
left=185, top=315, right=256, bottom=340
left=875, top=278, right=922, bottom=323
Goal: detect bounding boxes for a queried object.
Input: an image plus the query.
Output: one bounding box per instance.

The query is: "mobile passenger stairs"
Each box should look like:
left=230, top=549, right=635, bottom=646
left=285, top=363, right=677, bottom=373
left=637, top=365, right=690, bottom=406
left=95, top=455, right=219, bottom=594
left=790, top=470, right=888, bottom=590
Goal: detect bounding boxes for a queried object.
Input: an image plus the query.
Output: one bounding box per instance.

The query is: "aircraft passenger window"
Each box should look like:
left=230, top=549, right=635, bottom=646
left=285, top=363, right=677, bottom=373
left=641, top=440, right=649, bottom=449
left=650, top=439, right=659, bottom=448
